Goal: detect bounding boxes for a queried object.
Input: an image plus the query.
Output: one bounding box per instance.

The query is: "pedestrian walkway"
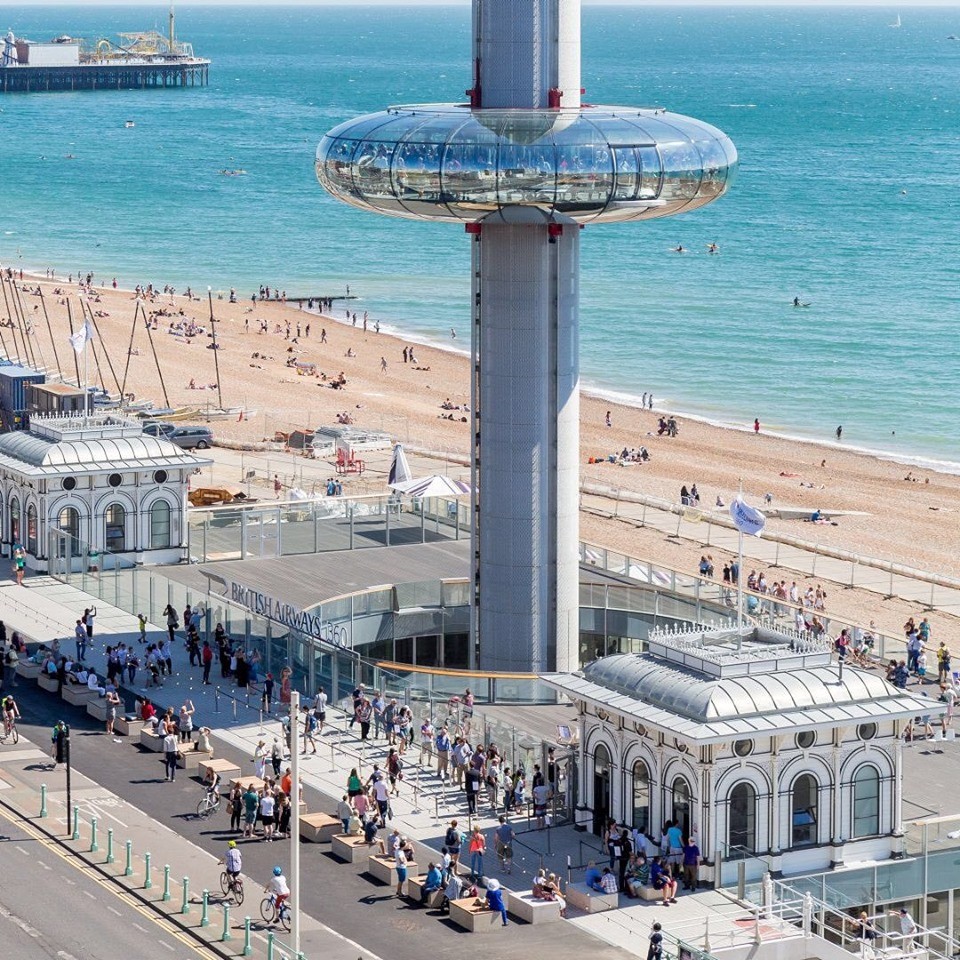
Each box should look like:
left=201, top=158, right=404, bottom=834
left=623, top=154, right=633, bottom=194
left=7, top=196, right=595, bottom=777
left=0, top=731, right=378, bottom=960
left=581, top=486, right=960, bottom=617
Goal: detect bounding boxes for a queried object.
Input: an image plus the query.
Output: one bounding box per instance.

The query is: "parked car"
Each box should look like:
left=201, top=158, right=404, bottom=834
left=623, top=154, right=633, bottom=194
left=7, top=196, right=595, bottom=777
left=167, top=425, right=214, bottom=450
left=142, top=420, right=176, bottom=439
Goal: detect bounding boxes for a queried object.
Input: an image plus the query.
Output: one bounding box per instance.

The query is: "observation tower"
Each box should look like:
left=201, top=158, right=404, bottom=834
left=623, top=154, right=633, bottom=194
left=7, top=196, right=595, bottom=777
left=316, top=0, right=736, bottom=674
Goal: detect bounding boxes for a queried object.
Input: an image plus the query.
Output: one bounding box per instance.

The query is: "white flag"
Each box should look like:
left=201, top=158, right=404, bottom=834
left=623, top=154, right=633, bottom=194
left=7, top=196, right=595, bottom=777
left=68, top=318, right=95, bottom=355
left=730, top=496, right=766, bottom=537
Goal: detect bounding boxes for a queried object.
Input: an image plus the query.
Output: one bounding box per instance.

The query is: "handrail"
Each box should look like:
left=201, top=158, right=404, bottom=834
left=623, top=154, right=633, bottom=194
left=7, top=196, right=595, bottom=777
left=374, top=659, right=540, bottom=681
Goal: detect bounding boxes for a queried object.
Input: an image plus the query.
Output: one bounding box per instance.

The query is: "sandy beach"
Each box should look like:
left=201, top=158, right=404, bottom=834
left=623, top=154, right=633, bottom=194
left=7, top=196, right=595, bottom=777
left=3, top=266, right=958, bottom=641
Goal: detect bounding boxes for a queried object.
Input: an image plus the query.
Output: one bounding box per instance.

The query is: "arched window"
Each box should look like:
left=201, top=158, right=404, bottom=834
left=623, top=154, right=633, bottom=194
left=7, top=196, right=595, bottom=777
left=791, top=774, right=818, bottom=846
left=632, top=760, right=650, bottom=832
left=58, top=507, right=80, bottom=543
left=150, top=500, right=171, bottom=549
left=852, top=766, right=880, bottom=837
left=105, top=502, right=126, bottom=552
left=672, top=776, right=692, bottom=840
left=593, top=742, right=612, bottom=836
left=9, top=497, right=20, bottom=545
left=729, top=782, right=757, bottom=853
left=26, top=503, right=37, bottom=555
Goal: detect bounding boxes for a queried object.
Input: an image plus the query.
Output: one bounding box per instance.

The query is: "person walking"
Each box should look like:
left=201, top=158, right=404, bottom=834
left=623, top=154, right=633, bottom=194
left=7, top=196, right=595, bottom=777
left=163, top=729, right=179, bottom=781
left=254, top=740, right=266, bottom=779
left=468, top=825, right=485, bottom=880
left=494, top=815, right=515, bottom=874
left=74, top=620, right=87, bottom=663
left=201, top=640, right=213, bottom=684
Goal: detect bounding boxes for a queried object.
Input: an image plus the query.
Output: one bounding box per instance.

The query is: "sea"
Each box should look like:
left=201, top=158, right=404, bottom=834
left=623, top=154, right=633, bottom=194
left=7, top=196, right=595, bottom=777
left=1, top=5, right=958, bottom=470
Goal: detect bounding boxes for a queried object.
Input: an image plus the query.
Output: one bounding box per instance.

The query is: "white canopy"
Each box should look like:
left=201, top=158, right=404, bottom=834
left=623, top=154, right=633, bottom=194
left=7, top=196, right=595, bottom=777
left=387, top=442, right=413, bottom=487
left=391, top=474, right=471, bottom=498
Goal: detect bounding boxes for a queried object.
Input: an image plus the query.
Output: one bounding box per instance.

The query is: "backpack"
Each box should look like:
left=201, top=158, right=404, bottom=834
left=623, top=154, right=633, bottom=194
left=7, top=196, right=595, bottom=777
left=445, top=826, right=460, bottom=847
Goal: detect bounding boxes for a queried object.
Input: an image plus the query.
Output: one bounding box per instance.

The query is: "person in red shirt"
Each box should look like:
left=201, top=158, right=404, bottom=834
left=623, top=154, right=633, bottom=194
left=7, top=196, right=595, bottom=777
left=140, top=699, right=156, bottom=722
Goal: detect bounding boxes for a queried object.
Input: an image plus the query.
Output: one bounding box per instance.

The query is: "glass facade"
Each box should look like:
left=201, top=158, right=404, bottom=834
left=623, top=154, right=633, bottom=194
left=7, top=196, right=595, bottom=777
left=317, top=104, right=737, bottom=224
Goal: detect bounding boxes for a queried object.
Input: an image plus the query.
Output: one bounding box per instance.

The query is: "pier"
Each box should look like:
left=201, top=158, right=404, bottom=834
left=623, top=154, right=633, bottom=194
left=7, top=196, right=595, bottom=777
left=0, top=59, right=209, bottom=93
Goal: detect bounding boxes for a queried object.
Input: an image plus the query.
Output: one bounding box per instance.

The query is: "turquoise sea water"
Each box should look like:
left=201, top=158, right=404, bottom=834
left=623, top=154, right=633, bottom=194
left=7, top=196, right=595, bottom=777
left=1, top=5, right=958, bottom=466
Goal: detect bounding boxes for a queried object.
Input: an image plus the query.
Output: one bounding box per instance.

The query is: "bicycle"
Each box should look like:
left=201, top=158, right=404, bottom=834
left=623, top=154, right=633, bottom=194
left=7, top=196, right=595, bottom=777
left=196, top=790, right=222, bottom=819
left=259, top=893, right=291, bottom=932
left=220, top=871, right=245, bottom=905
left=0, top=720, right=19, bottom=745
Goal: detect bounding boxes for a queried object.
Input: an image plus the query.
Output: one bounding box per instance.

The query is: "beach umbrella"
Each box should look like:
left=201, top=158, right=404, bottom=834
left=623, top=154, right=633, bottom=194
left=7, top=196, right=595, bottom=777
left=392, top=474, right=471, bottom=498
left=387, top=443, right=413, bottom=487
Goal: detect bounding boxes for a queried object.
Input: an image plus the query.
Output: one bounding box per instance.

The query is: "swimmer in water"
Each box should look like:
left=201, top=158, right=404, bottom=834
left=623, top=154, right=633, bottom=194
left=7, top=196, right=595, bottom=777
left=793, top=297, right=801, bottom=307
left=707, top=242, right=719, bottom=254
left=674, top=244, right=685, bottom=253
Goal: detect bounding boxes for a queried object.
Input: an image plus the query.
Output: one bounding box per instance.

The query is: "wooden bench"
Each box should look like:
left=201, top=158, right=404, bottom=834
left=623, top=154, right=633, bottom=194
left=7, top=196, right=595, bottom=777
left=15, top=661, right=41, bottom=680
left=637, top=885, right=663, bottom=902
left=330, top=834, right=378, bottom=863
left=114, top=716, right=145, bottom=737
left=367, top=854, right=417, bottom=885
left=87, top=698, right=111, bottom=721
left=449, top=897, right=505, bottom=933
left=407, top=875, right=444, bottom=908
left=565, top=881, right=619, bottom=913
left=506, top=890, right=562, bottom=924
left=38, top=674, right=59, bottom=693
left=177, top=749, right=214, bottom=770
left=62, top=685, right=97, bottom=706
left=299, top=812, right=339, bottom=843
left=139, top=729, right=166, bottom=752
left=230, top=775, right=265, bottom=792
left=198, top=758, right=241, bottom=783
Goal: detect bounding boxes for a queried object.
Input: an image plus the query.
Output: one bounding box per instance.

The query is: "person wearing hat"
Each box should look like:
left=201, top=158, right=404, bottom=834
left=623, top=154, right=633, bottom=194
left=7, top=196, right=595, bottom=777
left=484, top=877, right=508, bottom=926
left=219, top=840, right=243, bottom=899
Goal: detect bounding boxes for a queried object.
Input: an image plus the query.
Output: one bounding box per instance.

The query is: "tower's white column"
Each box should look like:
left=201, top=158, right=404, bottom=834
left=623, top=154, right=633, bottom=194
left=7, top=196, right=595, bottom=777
left=474, top=0, right=581, bottom=110
left=472, top=222, right=579, bottom=673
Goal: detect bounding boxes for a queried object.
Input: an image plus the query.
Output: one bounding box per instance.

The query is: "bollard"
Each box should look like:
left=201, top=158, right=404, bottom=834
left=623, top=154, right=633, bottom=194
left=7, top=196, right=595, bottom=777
left=220, top=903, right=232, bottom=941
left=201, top=889, right=210, bottom=927
left=89, top=816, right=99, bottom=853
left=144, top=852, right=153, bottom=889
left=162, top=864, right=171, bottom=901
left=215, top=687, right=220, bottom=714
left=232, top=698, right=237, bottom=722
left=266, top=932, right=275, bottom=960
left=181, top=877, right=190, bottom=914
left=72, top=805, right=81, bottom=841
left=40, top=783, right=47, bottom=818
left=124, top=839, right=133, bottom=876
left=329, top=740, right=336, bottom=773
left=106, top=828, right=115, bottom=864
left=242, top=915, right=253, bottom=956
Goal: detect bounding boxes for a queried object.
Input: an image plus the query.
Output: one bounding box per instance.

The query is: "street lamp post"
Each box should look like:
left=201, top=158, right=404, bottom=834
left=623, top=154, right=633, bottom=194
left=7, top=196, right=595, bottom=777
left=290, top=690, right=300, bottom=956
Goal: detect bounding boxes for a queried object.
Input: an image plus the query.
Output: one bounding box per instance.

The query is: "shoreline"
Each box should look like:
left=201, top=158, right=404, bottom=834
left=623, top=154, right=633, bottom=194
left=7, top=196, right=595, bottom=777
left=12, top=257, right=957, bottom=477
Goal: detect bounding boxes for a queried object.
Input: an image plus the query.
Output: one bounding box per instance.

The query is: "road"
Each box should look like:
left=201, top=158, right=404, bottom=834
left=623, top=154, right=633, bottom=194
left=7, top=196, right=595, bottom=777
left=0, top=809, right=215, bottom=960
left=12, top=682, right=632, bottom=960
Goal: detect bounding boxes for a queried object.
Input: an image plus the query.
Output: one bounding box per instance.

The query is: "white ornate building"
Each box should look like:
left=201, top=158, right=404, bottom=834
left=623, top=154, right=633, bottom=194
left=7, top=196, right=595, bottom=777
left=0, top=413, right=211, bottom=570
left=544, top=624, right=941, bottom=880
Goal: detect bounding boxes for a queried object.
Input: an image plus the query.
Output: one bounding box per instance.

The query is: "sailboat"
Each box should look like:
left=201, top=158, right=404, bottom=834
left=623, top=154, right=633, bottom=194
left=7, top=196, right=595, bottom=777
left=889, top=14, right=901, bottom=28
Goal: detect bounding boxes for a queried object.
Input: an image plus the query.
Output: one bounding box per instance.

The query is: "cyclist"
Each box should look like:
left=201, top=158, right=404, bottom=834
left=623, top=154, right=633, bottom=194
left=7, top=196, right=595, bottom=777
left=264, top=865, right=290, bottom=917
left=205, top=768, right=222, bottom=800
left=219, top=840, right=242, bottom=895
left=2, top=694, right=19, bottom=736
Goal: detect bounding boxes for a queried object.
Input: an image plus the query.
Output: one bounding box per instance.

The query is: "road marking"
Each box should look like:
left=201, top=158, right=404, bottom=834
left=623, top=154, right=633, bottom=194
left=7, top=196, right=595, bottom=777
left=82, top=890, right=96, bottom=900
left=14, top=845, right=27, bottom=856
left=107, top=906, right=122, bottom=916
left=56, top=952, right=79, bottom=960
left=157, top=941, right=175, bottom=952
left=132, top=922, right=148, bottom=933
left=0, top=903, right=41, bottom=938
